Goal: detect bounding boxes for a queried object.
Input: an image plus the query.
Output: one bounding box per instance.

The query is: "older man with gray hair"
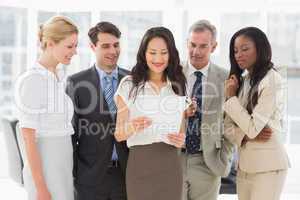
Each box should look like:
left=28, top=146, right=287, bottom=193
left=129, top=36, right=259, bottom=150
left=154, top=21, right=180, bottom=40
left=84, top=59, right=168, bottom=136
left=181, top=19, right=234, bottom=200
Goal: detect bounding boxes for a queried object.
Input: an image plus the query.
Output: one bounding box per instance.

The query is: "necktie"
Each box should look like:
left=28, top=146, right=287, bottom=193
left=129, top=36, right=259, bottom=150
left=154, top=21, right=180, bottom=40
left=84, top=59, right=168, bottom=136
left=103, top=75, right=118, bottom=161
left=186, top=71, right=203, bottom=154
left=103, top=75, right=117, bottom=116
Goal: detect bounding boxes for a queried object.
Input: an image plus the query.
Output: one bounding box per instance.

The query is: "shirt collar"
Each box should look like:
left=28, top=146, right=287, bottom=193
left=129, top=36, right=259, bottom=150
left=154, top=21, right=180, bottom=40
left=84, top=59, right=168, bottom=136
left=187, top=61, right=210, bottom=78
left=95, top=64, right=118, bottom=81
left=35, top=62, right=63, bottom=81
left=144, top=77, right=172, bottom=89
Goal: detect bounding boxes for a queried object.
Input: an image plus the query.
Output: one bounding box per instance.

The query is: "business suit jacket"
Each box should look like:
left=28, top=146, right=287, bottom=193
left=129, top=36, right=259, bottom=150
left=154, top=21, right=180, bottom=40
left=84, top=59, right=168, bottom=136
left=183, top=62, right=234, bottom=177
left=66, top=66, right=129, bottom=186
left=224, top=68, right=290, bottom=173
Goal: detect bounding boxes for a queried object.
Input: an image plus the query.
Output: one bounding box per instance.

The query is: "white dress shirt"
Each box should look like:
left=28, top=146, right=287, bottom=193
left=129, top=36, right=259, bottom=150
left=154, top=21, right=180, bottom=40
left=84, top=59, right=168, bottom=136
left=114, top=75, right=189, bottom=147
left=15, top=63, right=74, bottom=137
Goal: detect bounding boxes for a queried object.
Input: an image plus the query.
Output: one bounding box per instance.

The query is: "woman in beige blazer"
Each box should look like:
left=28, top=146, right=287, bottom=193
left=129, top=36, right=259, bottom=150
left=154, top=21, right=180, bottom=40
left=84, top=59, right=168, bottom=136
left=224, top=27, right=290, bottom=200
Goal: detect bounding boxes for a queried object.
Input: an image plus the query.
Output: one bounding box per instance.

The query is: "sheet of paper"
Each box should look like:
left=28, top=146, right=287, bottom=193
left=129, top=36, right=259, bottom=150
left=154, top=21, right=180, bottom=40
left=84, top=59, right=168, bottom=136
left=128, top=95, right=191, bottom=146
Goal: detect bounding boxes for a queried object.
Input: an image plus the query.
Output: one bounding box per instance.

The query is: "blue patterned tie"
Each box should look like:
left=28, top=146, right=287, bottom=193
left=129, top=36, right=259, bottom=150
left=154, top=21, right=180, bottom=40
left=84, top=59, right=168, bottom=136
left=186, top=71, right=203, bottom=154
left=103, top=75, right=118, bottom=160
left=104, top=75, right=117, bottom=116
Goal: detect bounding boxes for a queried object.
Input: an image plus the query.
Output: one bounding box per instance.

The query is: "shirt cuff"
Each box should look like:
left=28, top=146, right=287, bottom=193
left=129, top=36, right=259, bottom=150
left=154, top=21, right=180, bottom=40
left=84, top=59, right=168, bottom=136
left=19, top=121, right=39, bottom=130
left=224, top=96, right=241, bottom=115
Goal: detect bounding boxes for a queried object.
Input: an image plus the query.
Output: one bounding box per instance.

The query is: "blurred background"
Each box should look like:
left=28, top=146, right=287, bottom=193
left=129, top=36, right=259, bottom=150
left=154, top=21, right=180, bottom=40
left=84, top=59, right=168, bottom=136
left=0, top=0, right=299, bottom=199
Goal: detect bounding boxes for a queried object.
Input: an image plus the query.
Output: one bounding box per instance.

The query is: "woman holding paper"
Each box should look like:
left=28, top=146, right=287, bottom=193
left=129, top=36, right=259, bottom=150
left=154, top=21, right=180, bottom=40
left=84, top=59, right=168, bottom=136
left=114, top=27, right=187, bottom=200
left=224, top=27, right=289, bottom=200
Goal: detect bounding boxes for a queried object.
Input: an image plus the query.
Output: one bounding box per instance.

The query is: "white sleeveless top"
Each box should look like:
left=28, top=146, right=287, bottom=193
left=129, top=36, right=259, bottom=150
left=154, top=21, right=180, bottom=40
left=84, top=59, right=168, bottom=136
left=114, top=75, right=189, bottom=147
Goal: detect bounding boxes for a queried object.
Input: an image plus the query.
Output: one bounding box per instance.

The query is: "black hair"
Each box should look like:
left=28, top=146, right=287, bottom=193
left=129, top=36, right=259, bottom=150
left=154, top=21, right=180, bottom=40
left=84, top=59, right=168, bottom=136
left=229, top=27, right=274, bottom=113
left=130, top=26, right=186, bottom=98
left=88, top=21, right=121, bottom=45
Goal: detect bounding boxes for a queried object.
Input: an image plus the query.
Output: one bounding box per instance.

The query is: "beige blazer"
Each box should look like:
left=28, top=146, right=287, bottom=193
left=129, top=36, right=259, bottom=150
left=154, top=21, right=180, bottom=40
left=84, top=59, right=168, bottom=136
left=224, top=68, right=290, bottom=173
left=183, top=62, right=235, bottom=177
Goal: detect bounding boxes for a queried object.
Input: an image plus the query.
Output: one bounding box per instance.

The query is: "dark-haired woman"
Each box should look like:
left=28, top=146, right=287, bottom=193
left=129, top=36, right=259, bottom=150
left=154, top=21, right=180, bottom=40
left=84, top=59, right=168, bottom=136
left=224, top=27, right=290, bottom=200
left=114, top=27, right=187, bottom=200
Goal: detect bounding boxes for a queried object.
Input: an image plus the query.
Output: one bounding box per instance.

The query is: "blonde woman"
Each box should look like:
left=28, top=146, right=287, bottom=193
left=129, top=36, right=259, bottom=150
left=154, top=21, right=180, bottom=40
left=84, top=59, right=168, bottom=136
left=15, top=16, right=78, bottom=200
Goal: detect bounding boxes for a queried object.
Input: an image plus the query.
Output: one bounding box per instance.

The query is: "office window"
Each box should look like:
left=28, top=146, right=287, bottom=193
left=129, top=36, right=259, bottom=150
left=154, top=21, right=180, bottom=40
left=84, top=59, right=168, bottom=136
left=0, top=7, right=27, bottom=117
left=61, top=12, right=91, bottom=73
left=1, top=53, right=12, bottom=75
left=217, top=12, right=261, bottom=69
left=38, top=11, right=56, bottom=24
left=268, top=13, right=300, bottom=68
left=268, top=13, right=300, bottom=144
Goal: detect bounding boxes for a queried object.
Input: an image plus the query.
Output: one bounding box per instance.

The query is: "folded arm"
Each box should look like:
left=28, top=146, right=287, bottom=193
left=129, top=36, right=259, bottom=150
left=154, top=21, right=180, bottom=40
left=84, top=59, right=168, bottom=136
left=224, top=82, right=278, bottom=139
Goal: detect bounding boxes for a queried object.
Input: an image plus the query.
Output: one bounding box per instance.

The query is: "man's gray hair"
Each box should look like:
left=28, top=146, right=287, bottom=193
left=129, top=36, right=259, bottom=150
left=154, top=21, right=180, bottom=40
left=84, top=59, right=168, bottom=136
left=188, top=19, right=217, bottom=42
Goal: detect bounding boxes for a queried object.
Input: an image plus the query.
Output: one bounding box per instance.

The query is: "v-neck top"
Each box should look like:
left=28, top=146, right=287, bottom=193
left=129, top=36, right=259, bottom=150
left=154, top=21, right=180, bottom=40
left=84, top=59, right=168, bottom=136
left=114, top=75, right=189, bottom=147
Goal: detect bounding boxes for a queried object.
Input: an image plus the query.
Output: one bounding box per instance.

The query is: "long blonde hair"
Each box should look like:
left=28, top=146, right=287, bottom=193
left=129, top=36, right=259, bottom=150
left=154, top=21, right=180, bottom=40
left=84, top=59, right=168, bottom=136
left=38, top=15, right=78, bottom=50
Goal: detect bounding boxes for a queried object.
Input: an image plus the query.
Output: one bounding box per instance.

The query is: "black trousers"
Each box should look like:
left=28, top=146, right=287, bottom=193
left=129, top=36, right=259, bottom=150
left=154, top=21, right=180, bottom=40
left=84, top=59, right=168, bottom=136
left=75, top=166, right=126, bottom=200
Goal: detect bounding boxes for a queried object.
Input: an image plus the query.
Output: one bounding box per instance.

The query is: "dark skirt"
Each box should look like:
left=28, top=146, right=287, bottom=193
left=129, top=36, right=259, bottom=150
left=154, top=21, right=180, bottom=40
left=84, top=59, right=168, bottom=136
left=126, top=142, right=182, bottom=200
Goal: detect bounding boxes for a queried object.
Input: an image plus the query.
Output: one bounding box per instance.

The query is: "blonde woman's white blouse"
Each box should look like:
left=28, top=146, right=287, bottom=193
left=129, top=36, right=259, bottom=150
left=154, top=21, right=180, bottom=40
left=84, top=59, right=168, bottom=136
left=15, top=63, right=74, bottom=137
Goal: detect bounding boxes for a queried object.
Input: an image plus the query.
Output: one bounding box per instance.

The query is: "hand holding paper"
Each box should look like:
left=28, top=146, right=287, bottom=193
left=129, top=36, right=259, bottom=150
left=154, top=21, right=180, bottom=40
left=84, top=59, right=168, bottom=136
left=126, top=95, right=191, bottom=146
left=130, top=116, right=152, bottom=133
left=167, top=132, right=185, bottom=148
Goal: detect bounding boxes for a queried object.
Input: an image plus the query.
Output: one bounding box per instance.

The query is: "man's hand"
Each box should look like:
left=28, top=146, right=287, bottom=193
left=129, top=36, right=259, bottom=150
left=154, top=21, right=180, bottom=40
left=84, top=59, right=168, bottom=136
left=167, top=133, right=185, bottom=148
left=184, top=98, right=197, bottom=118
